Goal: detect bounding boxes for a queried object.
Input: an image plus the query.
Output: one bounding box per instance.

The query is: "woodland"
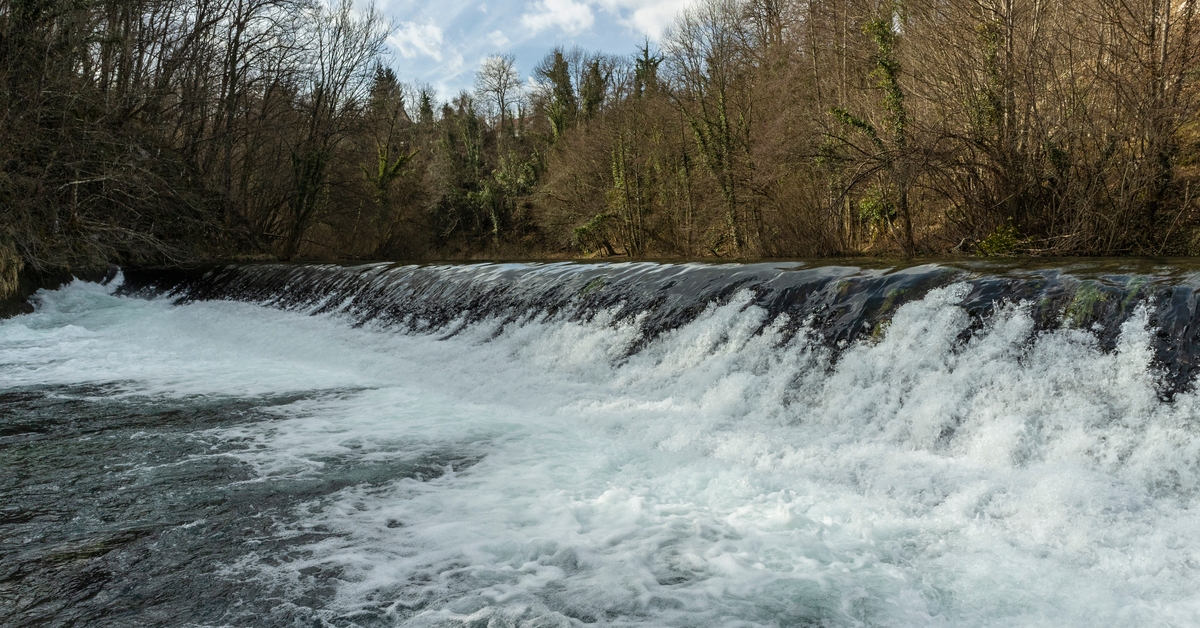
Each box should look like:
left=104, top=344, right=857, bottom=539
left=3, top=0, right=1200, bottom=300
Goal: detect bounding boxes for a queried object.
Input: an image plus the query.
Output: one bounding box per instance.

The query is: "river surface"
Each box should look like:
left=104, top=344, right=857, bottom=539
left=4, top=263, right=1200, bottom=626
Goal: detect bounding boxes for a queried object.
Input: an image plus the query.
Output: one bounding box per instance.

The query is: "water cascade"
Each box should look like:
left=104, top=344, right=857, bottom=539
left=5, top=260, right=1200, bottom=626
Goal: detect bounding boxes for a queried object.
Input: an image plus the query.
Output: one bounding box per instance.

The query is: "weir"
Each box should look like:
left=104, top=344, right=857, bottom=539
left=9, top=261, right=1200, bottom=626
left=121, top=260, right=1200, bottom=396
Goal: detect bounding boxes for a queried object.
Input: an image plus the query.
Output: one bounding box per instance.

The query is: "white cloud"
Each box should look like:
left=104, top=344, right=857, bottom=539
left=430, top=53, right=468, bottom=98
left=377, top=0, right=702, bottom=95
left=596, top=0, right=696, bottom=39
left=520, top=0, right=595, bottom=34
left=488, top=30, right=511, bottom=48
left=388, top=21, right=445, bottom=61
left=624, top=0, right=694, bottom=38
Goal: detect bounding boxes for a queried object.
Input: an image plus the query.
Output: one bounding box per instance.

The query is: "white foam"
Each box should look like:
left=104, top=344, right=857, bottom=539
left=4, top=280, right=1200, bottom=626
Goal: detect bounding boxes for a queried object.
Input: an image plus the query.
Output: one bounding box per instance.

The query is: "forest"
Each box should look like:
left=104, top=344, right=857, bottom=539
left=3, top=0, right=1200, bottom=300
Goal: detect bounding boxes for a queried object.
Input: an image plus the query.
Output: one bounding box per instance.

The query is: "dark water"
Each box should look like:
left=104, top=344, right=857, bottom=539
left=0, top=385, right=479, bottom=627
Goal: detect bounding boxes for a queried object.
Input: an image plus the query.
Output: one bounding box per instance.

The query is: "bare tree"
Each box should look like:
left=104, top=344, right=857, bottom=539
left=474, top=54, right=521, bottom=133
left=280, top=0, right=389, bottom=259
left=664, top=0, right=757, bottom=255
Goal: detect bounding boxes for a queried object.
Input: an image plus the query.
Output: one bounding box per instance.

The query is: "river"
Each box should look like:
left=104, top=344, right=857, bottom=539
left=3, top=261, right=1200, bottom=626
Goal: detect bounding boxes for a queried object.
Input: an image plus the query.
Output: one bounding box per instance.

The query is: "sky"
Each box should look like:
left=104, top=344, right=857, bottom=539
left=379, top=0, right=696, bottom=99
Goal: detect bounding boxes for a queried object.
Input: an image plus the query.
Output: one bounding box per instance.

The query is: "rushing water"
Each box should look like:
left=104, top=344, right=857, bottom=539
left=5, top=261, right=1200, bottom=627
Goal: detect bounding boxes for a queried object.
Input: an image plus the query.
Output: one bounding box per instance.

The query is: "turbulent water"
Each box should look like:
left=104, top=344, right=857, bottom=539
left=5, top=261, right=1200, bottom=627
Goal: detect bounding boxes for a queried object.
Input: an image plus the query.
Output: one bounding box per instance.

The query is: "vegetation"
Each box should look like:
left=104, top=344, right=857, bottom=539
left=3, top=0, right=1200, bottom=301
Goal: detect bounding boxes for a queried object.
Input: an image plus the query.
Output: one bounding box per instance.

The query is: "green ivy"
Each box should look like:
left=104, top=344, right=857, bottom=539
left=976, top=220, right=1026, bottom=255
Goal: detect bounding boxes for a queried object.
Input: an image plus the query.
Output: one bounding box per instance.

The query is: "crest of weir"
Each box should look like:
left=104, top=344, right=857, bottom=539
left=117, top=260, right=1200, bottom=398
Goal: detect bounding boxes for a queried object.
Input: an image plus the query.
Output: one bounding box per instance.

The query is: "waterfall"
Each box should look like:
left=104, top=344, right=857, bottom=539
left=5, top=260, right=1200, bottom=626
left=121, top=260, right=1200, bottom=396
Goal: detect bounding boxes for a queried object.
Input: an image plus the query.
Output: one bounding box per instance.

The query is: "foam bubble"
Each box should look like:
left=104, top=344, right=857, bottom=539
left=4, top=279, right=1200, bottom=626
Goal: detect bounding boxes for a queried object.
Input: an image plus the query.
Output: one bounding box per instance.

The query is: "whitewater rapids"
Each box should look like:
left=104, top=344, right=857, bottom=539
left=4, top=264, right=1200, bottom=626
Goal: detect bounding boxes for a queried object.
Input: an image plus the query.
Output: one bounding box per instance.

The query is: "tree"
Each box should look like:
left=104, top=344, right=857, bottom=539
left=536, top=49, right=577, bottom=140
left=280, top=0, right=389, bottom=259
left=664, top=0, right=757, bottom=255
left=579, top=60, right=607, bottom=121
left=474, top=54, right=522, bottom=133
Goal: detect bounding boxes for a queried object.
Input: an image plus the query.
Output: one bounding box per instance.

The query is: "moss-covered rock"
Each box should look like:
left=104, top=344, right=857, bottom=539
left=1064, top=281, right=1108, bottom=328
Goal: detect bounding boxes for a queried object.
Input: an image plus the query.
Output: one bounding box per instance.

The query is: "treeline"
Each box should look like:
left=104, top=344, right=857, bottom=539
left=3, top=0, right=1200, bottom=295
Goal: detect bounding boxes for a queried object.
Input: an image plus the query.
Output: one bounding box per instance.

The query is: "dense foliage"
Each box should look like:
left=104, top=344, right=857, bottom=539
left=3, top=0, right=1200, bottom=297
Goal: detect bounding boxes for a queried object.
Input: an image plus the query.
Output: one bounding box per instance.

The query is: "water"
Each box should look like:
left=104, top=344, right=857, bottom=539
left=4, top=263, right=1200, bottom=626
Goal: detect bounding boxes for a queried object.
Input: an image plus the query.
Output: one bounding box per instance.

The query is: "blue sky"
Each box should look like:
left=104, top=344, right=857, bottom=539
left=379, top=0, right=695, bottom=99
